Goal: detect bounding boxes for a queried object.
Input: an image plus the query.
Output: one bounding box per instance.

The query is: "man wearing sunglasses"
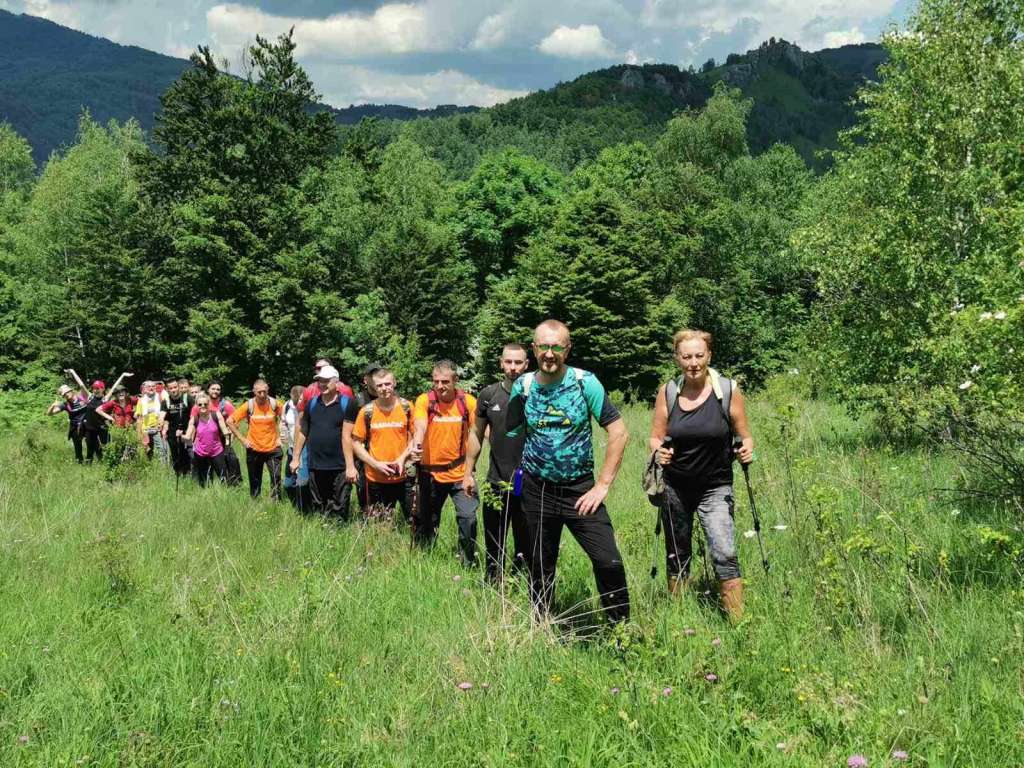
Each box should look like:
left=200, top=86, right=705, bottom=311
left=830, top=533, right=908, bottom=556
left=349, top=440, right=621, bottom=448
left=505, top=319, right=631, bottom=624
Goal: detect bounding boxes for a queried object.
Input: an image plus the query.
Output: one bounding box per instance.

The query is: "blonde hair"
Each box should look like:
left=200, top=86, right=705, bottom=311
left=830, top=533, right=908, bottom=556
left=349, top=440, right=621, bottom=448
left=673, top=329, right=713, bottom=353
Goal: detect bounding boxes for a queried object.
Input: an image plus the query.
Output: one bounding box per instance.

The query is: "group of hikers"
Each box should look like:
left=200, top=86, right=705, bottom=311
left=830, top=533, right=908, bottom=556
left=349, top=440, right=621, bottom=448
left=48, top=320, right=755, bottom=624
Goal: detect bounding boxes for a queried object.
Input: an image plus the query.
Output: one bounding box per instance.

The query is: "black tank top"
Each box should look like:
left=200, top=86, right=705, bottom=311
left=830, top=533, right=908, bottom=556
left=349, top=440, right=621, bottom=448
left=664, top=392, right=732, bottom=487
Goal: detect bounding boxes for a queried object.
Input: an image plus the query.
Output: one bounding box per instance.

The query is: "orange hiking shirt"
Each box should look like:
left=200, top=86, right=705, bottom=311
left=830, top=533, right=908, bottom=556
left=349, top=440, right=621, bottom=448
left=230, top=398, right=281, bottom=453
left=414, top=392, right=477, bottom=484
left=352, top=400, right=413, bottom=484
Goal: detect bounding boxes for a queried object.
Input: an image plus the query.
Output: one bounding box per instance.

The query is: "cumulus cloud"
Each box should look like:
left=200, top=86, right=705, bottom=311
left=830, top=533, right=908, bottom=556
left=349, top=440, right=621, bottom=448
left=639, top=0, right=897, bottom=52
left=316, top=65, right=528, bottom=108
left=538, top=24, right=616, bottom=59
left=206, top=2, right=449, bottom=61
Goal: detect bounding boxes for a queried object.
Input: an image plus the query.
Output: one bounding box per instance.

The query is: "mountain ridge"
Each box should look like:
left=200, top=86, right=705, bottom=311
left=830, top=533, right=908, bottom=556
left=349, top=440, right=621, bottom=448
left=0, top=9, right=884, bottom=169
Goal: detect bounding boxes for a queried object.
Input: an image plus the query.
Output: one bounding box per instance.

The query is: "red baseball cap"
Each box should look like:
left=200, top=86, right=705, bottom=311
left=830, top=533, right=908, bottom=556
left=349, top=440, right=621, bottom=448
left=91, top=380, right=106, bottom=390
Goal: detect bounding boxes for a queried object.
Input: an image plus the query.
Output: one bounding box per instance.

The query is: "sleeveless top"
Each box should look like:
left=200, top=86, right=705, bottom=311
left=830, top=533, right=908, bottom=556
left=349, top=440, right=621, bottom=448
left=193, top=415, right=225, bottom=458
left=664, top=391, right=732, bottom=488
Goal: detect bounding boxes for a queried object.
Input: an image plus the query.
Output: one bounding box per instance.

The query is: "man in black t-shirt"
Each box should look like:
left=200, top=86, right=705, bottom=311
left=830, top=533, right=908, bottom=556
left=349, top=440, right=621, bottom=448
left=290, top=366, right=359, bottom=520
left=162, top=379, right=192, bottom=477
left=464, top=343, right=530, bottom=583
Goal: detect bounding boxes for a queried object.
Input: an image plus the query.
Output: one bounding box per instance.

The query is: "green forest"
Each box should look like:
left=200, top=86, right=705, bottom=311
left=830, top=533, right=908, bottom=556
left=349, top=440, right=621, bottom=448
left=0, top=0, right=1021, bottom=437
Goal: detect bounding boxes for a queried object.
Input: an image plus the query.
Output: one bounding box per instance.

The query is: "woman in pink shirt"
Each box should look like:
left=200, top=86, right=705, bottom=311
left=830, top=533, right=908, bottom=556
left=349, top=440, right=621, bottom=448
left=184, top=393, right=230, bottom=486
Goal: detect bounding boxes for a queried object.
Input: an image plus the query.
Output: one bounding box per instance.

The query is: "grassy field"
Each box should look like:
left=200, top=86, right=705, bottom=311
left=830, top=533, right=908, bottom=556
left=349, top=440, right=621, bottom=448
left=1, top=384, right=1021, bottom=766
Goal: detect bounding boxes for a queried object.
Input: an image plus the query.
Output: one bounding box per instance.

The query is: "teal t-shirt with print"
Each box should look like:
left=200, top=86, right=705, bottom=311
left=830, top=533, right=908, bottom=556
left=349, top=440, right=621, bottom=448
left=505, top=366, right=621, bottom=482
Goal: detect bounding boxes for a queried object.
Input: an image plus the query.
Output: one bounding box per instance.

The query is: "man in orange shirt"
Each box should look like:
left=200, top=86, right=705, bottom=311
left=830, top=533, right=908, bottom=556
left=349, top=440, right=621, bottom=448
left=228, top=378, right=284, bottom=500
left=351, top=368, right=414, bottom=522
left=412, top=360, right=480, bottom=565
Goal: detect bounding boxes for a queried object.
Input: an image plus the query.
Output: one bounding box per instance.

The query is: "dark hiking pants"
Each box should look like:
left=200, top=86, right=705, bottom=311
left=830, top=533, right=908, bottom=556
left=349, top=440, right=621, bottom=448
left=521, top=472, right=630, bottom=624
left=483, top=483, right=529, bottom=581
left=246, top=446, right=283, bottom=500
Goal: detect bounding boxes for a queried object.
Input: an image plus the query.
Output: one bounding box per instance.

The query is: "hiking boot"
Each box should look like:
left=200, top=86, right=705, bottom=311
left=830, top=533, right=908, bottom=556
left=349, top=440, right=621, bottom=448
left=667, top=574, right=690, bottom=596
left=719, top=578, right=744, bottom=622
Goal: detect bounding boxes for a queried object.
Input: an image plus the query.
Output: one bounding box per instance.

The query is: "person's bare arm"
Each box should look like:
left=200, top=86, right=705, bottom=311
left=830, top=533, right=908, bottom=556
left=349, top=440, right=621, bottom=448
left=575, top=417, right=629, bottom=516
left=65, top=369, right=88, bottom=398
left=462, top=426, right=484, bottom=496
left=227, top=410, right=248, bottom=447
left=343, top=421, right=357, bottom=482
left=412, top=417, right=427, bottom=461
left=105, top=372, right=131, bottom=402
left=730, top=386, right=754, bottom=464
left=184, top=415, right=196, bottom=442
left=648, top=383, right=673, bottom=459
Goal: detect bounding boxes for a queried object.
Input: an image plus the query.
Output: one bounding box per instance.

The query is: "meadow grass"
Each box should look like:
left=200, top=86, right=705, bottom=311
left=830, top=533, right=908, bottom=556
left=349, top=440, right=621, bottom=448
left=1, top=386, right=1022, bottom=766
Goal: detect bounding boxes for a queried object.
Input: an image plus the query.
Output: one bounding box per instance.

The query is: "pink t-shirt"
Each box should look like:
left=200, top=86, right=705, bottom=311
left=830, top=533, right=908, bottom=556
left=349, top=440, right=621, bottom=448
left=193, top=415, right=225, bottom=458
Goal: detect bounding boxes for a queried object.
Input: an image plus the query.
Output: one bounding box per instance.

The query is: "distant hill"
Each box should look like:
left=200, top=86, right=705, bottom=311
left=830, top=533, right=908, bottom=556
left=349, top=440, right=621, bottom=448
left=0, top=9, right=884, bottom=170
left=0, top=10, right=476, bottom=165
left=486, top=38, right=885, bottom=169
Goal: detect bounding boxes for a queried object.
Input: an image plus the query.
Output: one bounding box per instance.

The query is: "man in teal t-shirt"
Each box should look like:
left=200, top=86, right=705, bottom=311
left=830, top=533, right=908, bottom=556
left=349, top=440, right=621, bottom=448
left=505, top=319, right=630, bottom=624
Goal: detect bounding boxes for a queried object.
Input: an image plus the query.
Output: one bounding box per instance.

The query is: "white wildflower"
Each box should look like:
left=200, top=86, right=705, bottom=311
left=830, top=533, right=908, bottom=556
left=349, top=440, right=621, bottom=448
left=959, top=380, right=973, bottom=390
left=994, top=311, right=1007, bottom=320
left=970, top=364, right=981, bottom=374
left=772, top=524, right=788, bottom=531
left=743, top=530, right=756, bottom=539
left=979, top=311, right=993, bottom=320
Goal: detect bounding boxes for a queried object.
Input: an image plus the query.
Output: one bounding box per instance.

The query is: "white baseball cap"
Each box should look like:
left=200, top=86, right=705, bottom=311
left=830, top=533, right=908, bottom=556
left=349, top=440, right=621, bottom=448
left=316, top=365, right=340, bottom=380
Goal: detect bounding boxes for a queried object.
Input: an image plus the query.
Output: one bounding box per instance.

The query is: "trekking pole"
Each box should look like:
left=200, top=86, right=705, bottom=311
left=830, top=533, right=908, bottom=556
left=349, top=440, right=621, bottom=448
left=735, top=438, right=770, bottom=575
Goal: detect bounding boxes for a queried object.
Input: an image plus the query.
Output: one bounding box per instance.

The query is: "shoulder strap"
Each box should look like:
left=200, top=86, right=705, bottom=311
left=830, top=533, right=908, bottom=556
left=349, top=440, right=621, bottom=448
left=247, top=398, right=255, bottom=419
left=454, top=390, right=469, bottom=421
left=708, top=367, right=734, bottom=436
left=665, top=377, right=682, bottom=421
left=308, top=395, right=319, bottom=415
left=521, top=372, right=535, bottom=398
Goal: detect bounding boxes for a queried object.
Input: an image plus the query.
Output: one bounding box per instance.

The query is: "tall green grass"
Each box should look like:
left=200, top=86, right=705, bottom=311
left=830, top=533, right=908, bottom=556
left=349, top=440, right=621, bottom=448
left=1, top=386, right=1021, bottom=766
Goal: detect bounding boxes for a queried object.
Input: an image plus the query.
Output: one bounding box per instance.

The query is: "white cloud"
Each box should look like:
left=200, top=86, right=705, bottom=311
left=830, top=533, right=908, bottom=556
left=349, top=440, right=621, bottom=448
left=822, top=27, right=867, bottom=47
left=639, top=0, right=897, bottom=52
left=206, top=2, right=449, bottom=61
left=538, top=24, right=616, bottom=59
left=317, top=66, right=528, bottom=108
left=470, top=11, right=511, bottom=50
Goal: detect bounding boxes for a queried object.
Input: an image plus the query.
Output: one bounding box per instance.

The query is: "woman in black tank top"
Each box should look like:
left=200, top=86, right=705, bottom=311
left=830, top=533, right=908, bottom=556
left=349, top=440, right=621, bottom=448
left=648, top=329, right=755, bottom=622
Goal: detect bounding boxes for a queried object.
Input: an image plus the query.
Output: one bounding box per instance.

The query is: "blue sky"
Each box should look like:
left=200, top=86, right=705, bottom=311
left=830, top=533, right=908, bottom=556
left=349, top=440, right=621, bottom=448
left=1, top=0, right=914, bottom=108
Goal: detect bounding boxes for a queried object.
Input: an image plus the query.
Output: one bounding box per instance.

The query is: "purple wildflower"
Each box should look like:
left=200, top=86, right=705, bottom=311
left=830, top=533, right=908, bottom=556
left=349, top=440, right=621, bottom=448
left=705, top=673, right=718, bottom=683
left=452, top=574, right=462, bottom=582
left=18, top=735, right=29, bottom=745
left=711, top=637, right=722, bottom=647
left=891, top=750, right=908, bottom=761
left=847, top=756, right=868, bottom=768
left=610, top=687, right=621, bottom=695
left=662, top=686, right=673, bottom=697
left=683, top=627, right=696, bottom=636
left=457, top=681, right=473, bottom=691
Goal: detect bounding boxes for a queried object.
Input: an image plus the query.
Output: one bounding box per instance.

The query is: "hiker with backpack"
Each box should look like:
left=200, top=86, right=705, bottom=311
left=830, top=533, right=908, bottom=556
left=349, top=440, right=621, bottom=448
left=648, top=329, right=754, bottom=622
left=505, top=320, right=631, bottom=625
left=289, top=365, right=359, bottom=520
left=351, top=367, right=415, bottom=522
left=162, top=378, right=193, bottom=477
left=191, top=381, right=241, bottom=485
left=228, top=379, right=284, bottom=501
left=185, top=392, right=231, bottom=486
left=463, top=343, right=531, bottom=583
left=47, top=384, right=90, bottom=463
left=135, top=380, right=169, bottom=463
left=411, top=360, right=480, bottom=565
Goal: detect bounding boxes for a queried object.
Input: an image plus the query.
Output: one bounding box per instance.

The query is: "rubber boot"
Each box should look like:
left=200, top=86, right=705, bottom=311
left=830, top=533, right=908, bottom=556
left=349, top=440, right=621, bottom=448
left=719, top=578, right=744, bottom=622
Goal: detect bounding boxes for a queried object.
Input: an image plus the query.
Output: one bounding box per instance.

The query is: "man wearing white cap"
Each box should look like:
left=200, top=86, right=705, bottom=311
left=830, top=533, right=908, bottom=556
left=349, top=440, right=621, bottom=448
left=289, top=365, right=359, bottom=519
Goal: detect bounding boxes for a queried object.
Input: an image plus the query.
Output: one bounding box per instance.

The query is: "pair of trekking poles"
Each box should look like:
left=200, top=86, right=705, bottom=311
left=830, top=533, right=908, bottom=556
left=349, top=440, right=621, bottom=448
left=650, top=437, right=769, bottom=581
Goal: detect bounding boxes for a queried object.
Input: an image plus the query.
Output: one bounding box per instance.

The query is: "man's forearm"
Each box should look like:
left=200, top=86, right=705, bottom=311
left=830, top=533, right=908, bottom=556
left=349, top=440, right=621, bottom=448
left=596, top=421, right=628, bottom=487
left=464, top=430, right=482, bottom=475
